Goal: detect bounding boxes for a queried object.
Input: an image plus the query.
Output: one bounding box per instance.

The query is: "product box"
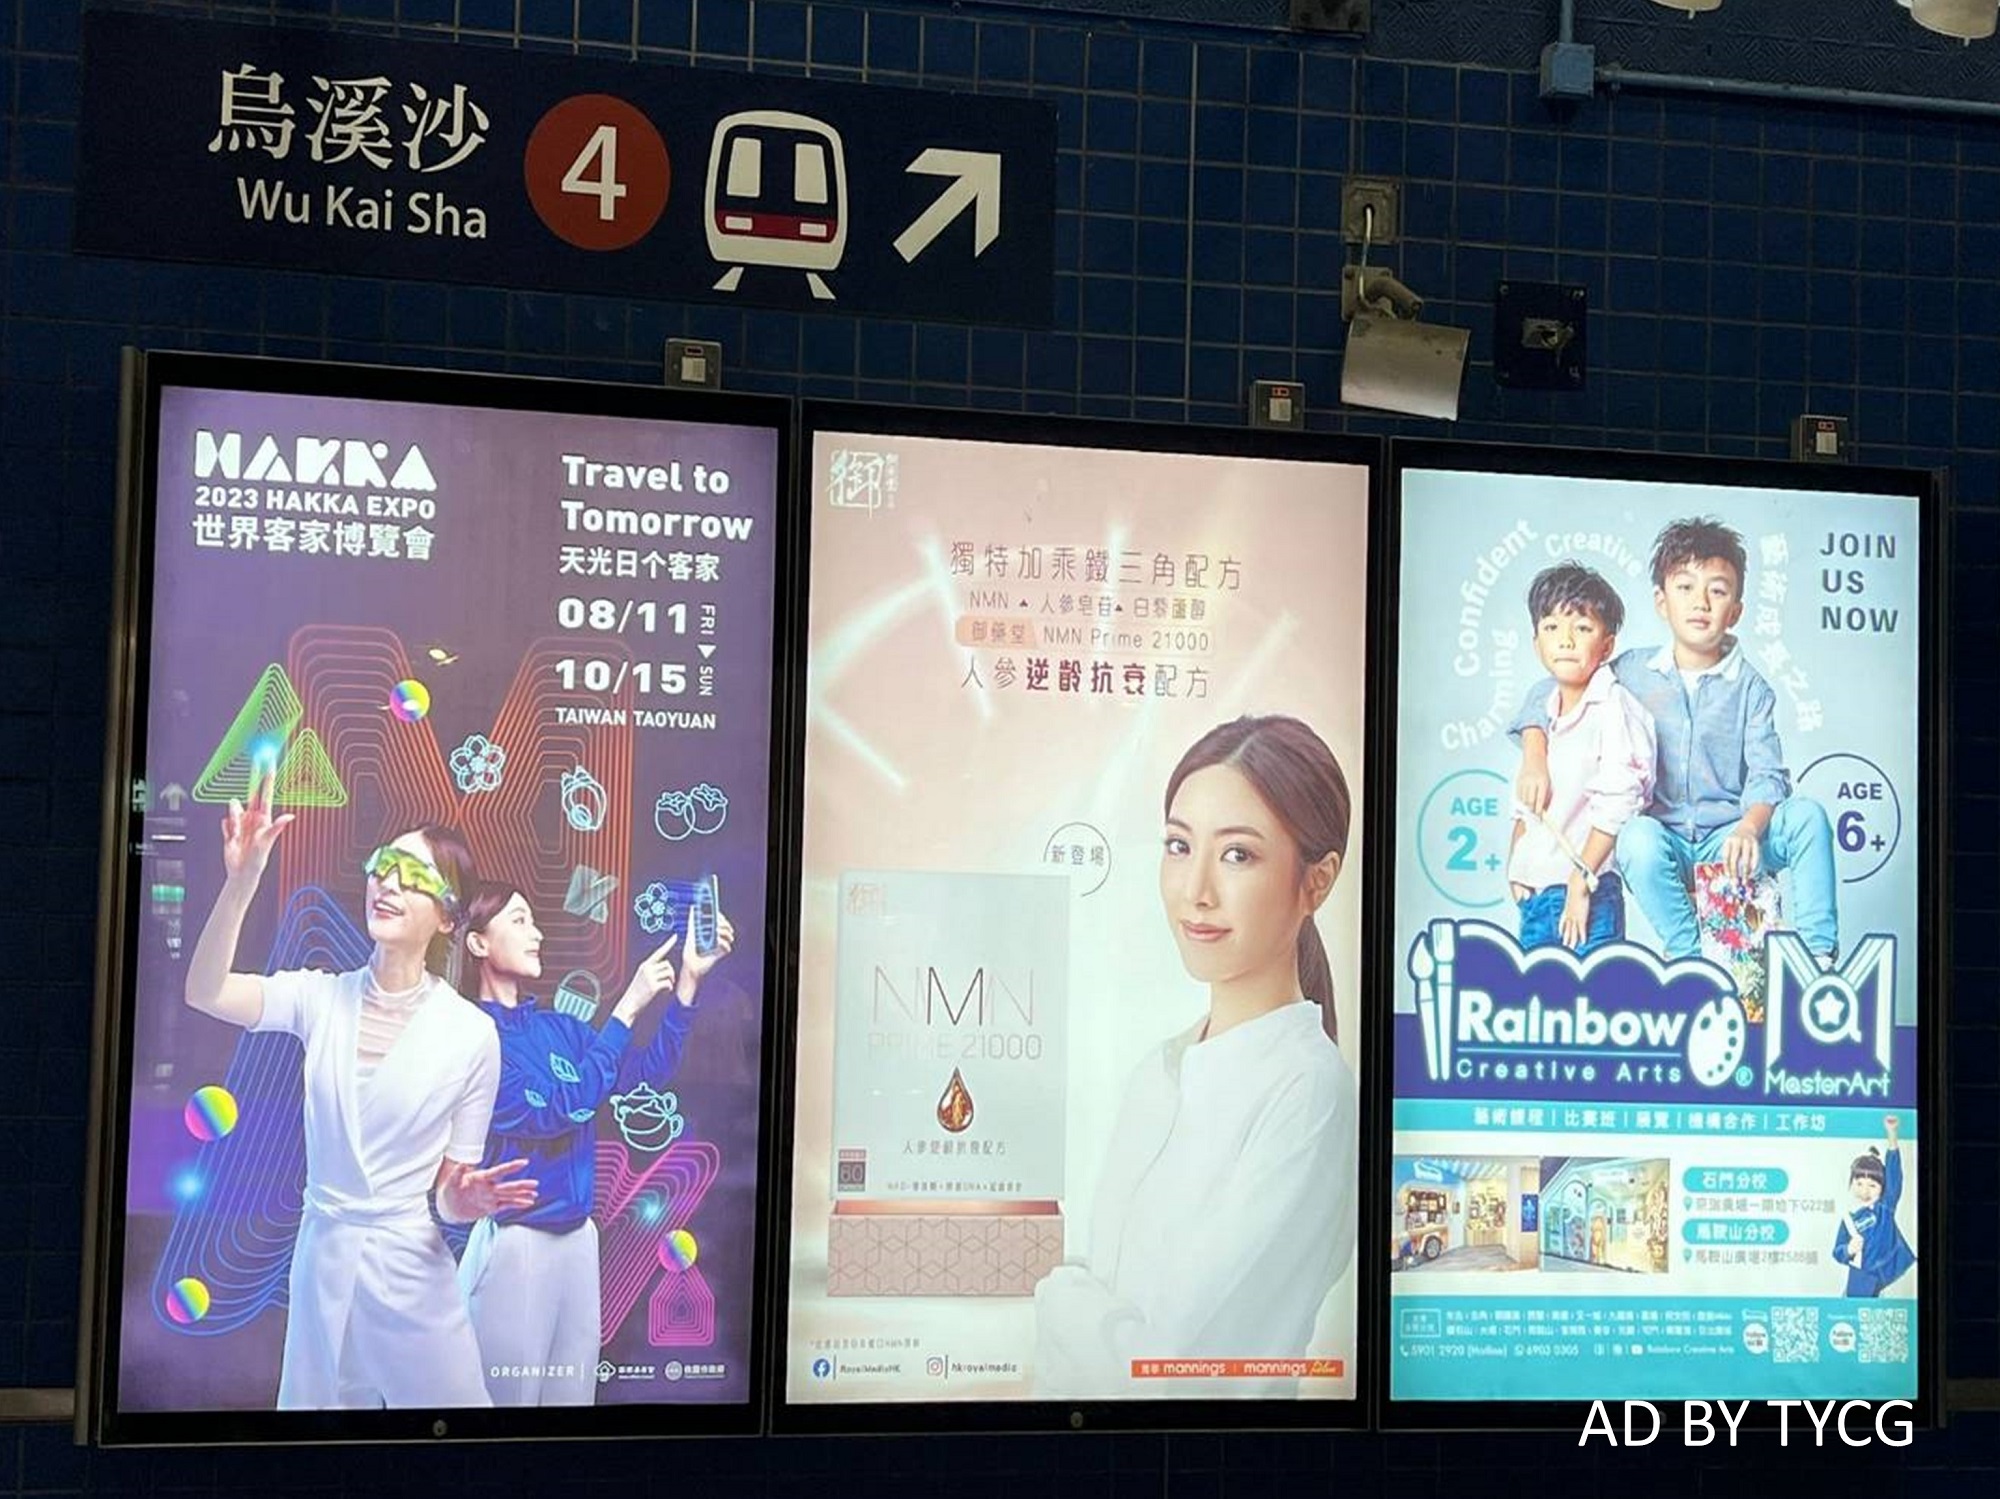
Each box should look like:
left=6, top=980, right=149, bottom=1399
left=826, top=1209, right=1065, bottom=1297
left=828, top=870, right=1070, bottom=1295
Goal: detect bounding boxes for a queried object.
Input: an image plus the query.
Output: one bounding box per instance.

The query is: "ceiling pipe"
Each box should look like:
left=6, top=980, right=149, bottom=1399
left=1595, top=61, right=2000, bottom=120
left=1556, top=0, right=2000, bottom=122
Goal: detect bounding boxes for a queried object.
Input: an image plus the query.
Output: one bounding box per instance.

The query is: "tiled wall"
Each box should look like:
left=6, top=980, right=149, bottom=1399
left=4, top=0, right=1998, bottom=1490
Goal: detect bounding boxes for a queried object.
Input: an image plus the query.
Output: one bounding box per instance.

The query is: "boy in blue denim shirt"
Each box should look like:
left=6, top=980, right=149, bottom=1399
left=1513, top=518, right=1838, bottom=964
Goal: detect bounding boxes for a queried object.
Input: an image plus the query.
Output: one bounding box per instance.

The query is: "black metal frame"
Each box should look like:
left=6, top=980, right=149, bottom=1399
left=77, top=350, right=797, bottom=1446
left=767, top=399, right=1386, bottom=1436
left=1372, top=436, right=1948, bottom=1434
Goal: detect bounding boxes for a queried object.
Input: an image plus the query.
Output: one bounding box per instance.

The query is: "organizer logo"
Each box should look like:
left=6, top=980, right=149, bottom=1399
left=1407, top=919, right=1748, bottom=1092
left=826, top=447, right=896, bottom=513
left=1763, top=934, right=1897, bottom=1099
left=193, top=429, right=438, bottom=491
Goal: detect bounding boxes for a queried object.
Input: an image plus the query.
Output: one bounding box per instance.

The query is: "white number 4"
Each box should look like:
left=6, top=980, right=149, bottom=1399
left=561, top=124, right=628, bottom=222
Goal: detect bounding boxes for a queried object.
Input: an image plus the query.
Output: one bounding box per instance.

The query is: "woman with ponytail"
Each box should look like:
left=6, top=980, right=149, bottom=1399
left=1033, top=715, right=1359, bottom=1399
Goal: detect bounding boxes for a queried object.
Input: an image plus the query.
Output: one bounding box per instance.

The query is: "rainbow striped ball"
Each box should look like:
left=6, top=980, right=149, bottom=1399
left=165, top=1277, right=211, bottom=1325
left=389, top=679, right=431, bottom=722
left=183, top=1085, right=239, bottom=1141
left=658, top=1229, right=698, bottom=1272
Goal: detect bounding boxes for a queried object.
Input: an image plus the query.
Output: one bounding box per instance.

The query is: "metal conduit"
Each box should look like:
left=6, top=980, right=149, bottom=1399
left=1596, top=62, right=2000, bottom=121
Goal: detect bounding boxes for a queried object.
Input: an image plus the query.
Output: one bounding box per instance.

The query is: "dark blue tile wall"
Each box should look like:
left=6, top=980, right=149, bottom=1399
left=4, top=0, right=1997, bottom=1488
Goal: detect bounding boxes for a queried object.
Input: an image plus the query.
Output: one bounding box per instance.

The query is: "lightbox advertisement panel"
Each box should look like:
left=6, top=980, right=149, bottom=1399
left=1388, top=452, right=1933, bottom=1411
left=781, top=411, right=1373, bottom=1421
left=91, top=357, right=785, bottom=1438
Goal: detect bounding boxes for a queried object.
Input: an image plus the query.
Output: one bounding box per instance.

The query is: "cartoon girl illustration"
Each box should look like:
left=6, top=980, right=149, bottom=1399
left=183, top=769, right=533, bottom=1408
left=1834, top=1114, right=1915, bottom=1298
left=1032, top=715, right=1359, bottom=1398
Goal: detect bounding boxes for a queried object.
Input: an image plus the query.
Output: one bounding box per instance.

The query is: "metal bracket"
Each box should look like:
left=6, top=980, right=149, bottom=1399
left=1289, top=0, right=1369, bottom=33
left=1340, top=178, right=1399, bottom=245
left=0, top=1388, right=74, bottom=1424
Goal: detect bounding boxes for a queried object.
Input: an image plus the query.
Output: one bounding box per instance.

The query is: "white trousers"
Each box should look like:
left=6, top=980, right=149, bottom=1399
left=460, top=1218, right=601, bottom=1406
left=279, top=1212, right=492, bottom=1410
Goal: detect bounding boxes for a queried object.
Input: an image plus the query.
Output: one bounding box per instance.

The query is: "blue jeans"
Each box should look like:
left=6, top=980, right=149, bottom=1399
left=1518, top=874, right=1626, bottom=957
left=1615, top=797, right=1838, bottom=960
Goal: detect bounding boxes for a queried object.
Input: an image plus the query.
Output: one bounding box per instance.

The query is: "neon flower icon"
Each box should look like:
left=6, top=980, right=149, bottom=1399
left=450, top=733, right=506, bottom=795
left=634, top=881, right=674, bottom=935
left=560, top=764, right=608, bottom=832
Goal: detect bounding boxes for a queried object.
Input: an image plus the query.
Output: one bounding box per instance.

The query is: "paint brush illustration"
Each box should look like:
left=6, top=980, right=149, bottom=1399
left=1537, top=808, right=1599, bottom=892
left=1410, top=937, right=1439, bottom=1076
left=1430, top=920, right=1457, bottom=1079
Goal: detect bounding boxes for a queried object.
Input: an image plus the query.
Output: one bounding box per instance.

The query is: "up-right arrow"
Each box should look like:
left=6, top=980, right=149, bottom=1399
left=893, top=149, right=1002, bottom=264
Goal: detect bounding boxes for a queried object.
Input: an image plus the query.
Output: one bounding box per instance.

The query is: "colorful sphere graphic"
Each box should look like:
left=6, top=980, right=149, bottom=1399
left=389, top=679, right=432, bottom=722
left=183, top=1085, right=239, bottom=1141
left=659, top=1229, right=699, bottom=1272
left=165, top=1277, right=211, bottom=1325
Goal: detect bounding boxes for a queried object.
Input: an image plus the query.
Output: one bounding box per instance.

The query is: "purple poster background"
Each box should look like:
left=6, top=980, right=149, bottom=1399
left=117, top=385, right=778, bottom=1410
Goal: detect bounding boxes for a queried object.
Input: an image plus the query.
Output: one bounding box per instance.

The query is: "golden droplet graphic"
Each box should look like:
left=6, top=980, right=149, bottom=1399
left=936, top=1068, right=974, bottom=1133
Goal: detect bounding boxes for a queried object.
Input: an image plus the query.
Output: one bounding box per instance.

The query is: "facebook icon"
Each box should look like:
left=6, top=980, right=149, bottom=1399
left=811, top=1357, right=834, bottom=1380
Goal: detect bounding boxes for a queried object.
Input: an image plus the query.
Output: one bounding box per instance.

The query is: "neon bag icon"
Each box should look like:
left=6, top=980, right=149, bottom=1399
left=553, top=969, right=601, bottom=1024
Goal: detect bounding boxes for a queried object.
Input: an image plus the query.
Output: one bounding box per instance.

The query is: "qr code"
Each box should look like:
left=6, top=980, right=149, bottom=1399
left=1773, top=1305, right=1821, bottom=1364
left=1859, top=1307, right=1910, bottom=1365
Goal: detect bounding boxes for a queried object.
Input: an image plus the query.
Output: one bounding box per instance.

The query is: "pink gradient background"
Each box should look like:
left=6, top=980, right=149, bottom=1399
left=786, top=433, right=1372, bottom=1403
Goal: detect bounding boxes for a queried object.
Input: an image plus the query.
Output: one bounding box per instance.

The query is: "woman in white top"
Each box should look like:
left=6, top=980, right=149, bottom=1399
left=183, top=766, right=537, bottom=1409
left=1033, top=714, right=1359, bottom=1399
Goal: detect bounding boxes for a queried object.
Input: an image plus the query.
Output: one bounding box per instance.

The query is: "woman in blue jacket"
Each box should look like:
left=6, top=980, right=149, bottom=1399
left=454, top=881, right=734, bottom=1404
left=1834, top=1114, right=1915, bottom=1299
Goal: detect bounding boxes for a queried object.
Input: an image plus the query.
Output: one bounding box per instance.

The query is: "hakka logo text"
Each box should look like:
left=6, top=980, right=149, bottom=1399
left=1408, top=919, right=1896, bottom=1098
left=194, top=428, right=438, bottom=492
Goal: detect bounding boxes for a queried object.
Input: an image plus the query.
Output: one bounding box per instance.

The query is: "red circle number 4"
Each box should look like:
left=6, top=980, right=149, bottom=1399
left=524, top=94, right=671, bottom=251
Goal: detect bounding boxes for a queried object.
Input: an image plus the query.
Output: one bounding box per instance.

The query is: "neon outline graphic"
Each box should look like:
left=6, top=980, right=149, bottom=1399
left=190, top=663, right=349, bottom=808
left=448, top=732, right=507, bottom=795
left=560, top=764, right=608, bottom=832
left=609, top=1083, right=684, bottom=1153
left=150, top=886, right=366, bottom=1333
left=595, top=1140, right=720, bottom=1349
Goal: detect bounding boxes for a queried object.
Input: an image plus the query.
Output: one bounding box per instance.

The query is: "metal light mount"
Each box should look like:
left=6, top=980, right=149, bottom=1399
left=1494, top=281, right=1588, bottom=391
left=1338, top=199, right=1469, bottom=421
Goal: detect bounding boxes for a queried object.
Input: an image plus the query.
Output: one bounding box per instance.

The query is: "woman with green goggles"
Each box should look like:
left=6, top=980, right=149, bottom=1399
left=184, top=766, right=538, bottom=1410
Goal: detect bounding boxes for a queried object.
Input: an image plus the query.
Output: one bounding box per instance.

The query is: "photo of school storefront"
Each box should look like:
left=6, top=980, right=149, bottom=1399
left=1538, top=1157, right=1672, bottom=1275
left=1390, top=1158, right=1541, bottom=1273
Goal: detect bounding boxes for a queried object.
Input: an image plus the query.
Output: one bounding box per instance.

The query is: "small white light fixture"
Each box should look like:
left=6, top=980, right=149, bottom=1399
left=1899, top=0, right=1998, bottom=40
left=1651, top=0, right=1723, bottom=11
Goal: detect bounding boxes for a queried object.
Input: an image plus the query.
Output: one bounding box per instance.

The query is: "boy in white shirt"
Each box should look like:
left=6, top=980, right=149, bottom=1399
left=1507, top=562, right=1658, bottom=955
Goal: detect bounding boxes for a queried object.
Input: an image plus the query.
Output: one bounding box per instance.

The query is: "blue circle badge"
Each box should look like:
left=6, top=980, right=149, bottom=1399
left=1416, top=768, right=1513, bottom=909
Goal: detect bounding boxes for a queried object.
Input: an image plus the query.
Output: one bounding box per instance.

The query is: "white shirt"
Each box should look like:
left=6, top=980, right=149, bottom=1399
left=1032, top=1001, right=1357, bottom=1399
left=1509, top=663, right=1657, bottom=892
left=253, top=967, right=499, bottom=1219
